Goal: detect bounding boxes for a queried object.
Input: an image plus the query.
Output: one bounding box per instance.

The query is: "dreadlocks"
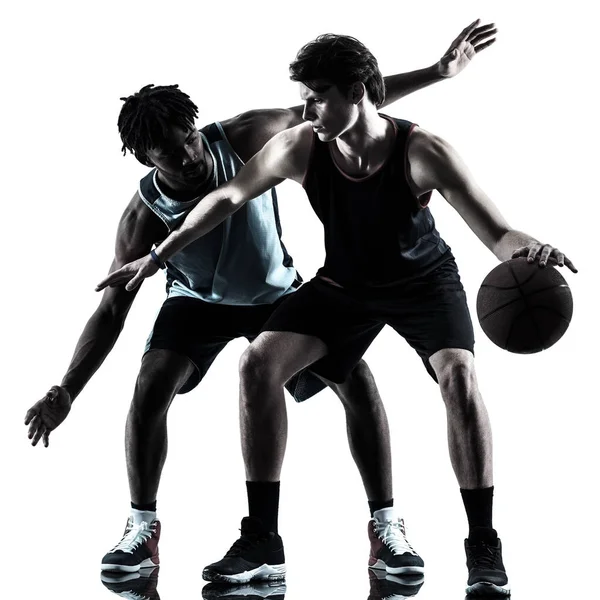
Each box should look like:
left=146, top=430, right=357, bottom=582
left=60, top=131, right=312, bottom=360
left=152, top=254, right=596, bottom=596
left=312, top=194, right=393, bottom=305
left=118, top=84, right=199, bottom=165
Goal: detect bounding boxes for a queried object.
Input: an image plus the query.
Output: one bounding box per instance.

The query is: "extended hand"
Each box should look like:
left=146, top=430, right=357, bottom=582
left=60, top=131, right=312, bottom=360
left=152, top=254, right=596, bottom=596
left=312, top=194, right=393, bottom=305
left=512, top=242, right=578, bottom=272
left=24, top=386, right=72, bottom=447
left=96, top=255, right=159, bottom=292
left=438, top=19, right=497, bottom=78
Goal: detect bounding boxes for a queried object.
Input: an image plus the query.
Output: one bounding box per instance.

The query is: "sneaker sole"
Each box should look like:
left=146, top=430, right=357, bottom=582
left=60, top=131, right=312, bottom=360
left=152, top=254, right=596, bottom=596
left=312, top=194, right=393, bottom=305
left=369, top=558, right=425, bottom=575
left=202, top=563, right=286, bottom=584
left=101, top=557, right=159, bottom=572
left=466, top=581, right=511, bottom=596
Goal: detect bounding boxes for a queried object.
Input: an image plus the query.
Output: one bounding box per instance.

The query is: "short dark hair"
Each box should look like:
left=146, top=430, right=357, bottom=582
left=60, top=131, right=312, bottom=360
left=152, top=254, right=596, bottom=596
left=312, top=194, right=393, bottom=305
left=289, top=34, right=385, bottom=107
left=117, top=84, right=199, bottom=165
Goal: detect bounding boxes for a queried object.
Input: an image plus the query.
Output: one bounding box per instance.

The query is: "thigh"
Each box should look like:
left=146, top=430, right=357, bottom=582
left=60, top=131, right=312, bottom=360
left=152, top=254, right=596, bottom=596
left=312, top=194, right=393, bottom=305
left=146, top=297, right=253, bottom=394
left=261, top=278, right=383, bottom=385
left=384, top=261, right=475, bottom=381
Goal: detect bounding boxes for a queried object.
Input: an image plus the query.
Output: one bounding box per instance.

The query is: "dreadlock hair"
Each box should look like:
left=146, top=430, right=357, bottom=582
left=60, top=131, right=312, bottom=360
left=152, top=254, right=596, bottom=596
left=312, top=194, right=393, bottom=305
left=289, top=34, right=385, bottom=108
left=118, top=84, right=199, bottom=166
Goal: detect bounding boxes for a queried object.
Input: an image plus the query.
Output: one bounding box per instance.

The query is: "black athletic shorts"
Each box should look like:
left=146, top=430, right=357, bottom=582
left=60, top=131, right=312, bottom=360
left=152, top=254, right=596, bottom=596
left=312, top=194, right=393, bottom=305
left=146, top=295, right=328, bottom=401
left=261, top=258, right=475, bottom=383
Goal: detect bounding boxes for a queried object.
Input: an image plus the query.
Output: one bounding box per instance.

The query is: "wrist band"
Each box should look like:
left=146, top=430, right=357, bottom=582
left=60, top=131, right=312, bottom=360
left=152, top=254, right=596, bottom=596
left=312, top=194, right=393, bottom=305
left=150, top=249, right=165, bottom=269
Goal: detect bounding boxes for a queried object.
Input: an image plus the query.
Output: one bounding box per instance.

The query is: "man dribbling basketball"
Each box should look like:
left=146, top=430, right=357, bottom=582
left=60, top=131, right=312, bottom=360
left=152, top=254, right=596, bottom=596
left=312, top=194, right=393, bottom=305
left=98, top=30, right=576, bottom=596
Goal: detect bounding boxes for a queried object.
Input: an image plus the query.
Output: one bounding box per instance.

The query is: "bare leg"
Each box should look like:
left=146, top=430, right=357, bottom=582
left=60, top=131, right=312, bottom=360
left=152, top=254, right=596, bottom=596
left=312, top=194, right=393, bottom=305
left=429, top=348, right=493, bottom=489
left=238, top=331, right=328, bottom=481
left=320, top=359, right=392, bottom=501
left=126, top=349, right=195, bottom=504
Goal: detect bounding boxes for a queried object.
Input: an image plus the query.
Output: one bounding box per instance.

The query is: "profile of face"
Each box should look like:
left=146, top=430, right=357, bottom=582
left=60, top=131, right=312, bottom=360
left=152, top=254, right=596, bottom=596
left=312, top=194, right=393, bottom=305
left=299, top=81, right=362, bottom=142
left=145, top=125, right=210, bottom=188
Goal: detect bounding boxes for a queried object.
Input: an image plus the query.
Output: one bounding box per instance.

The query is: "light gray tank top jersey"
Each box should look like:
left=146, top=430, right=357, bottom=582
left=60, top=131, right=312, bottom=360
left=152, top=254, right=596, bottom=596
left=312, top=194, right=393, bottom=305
left=138, top=122, right=299, bottom=305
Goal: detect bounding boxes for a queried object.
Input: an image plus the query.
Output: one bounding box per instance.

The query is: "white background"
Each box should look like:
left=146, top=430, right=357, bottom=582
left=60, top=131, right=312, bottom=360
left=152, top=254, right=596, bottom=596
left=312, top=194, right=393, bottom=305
left=2, top=0, right=598, bottom=598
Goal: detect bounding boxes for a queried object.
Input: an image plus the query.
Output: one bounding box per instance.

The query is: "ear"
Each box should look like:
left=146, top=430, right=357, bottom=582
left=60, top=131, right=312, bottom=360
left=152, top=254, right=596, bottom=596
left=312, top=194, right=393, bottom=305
left=349, top=82, right=366, bottom=105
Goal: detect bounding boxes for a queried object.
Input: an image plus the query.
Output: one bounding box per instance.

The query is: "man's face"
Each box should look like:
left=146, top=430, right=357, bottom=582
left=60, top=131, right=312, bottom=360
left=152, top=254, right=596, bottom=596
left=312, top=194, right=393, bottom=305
left=299, top=82, right=357, bottom=142
left=145, top=125, right=211, bottom=188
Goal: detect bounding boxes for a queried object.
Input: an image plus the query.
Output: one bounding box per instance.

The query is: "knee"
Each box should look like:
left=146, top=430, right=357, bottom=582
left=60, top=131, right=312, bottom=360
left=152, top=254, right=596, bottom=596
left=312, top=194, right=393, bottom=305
left=239, top=344, right=283, bottom=391
left=336, top=360, right=382, bottom=412
left=435, top=353, right=478, bottom=407
left=131, top=369, right=176, bottom=419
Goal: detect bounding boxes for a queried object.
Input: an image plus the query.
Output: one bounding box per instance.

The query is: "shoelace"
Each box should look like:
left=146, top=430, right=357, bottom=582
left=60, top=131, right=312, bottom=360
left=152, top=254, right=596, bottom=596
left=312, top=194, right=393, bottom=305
left=373, top=518, right=417, bottom=556
left=468, top=543, right=498, bottom=569
left=110, top=521, right=155, bottom=554
left=225, top=531, right=267, bottom=557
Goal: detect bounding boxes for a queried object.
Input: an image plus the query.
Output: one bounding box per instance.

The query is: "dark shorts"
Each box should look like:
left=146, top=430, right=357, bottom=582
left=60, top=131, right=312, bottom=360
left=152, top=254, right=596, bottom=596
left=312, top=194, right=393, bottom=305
left=146, top=295, right=327, bottom=401
left=261, top=258, right=475, bottom=383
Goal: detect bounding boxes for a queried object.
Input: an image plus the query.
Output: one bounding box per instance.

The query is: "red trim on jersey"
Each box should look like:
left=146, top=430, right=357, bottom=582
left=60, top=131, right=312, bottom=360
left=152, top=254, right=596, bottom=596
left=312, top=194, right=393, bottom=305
left=326, top=114, right=399, bottom=183
left=405, top=123, right=432, bottom=209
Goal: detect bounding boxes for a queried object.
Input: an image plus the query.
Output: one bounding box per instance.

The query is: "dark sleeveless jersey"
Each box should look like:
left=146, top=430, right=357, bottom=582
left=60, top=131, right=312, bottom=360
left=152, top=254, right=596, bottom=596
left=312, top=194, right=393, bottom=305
left=303, top=115, right=452, bottom=288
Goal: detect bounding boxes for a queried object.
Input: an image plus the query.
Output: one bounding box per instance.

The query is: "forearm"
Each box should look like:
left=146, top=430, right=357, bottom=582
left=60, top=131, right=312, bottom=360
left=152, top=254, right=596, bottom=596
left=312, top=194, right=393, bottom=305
left=382, top=65, right=444, bottom=107
left=155, top=188, right=240, bottom=262
left=60, top=309, right=126, bottom=401
left=493, top=229, right=539, bottom=262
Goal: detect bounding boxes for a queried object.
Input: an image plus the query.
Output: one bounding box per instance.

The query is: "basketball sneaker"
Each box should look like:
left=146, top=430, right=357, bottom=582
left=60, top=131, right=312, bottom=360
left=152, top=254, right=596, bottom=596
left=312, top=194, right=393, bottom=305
left=202, top=517, right=286, bottom=584
left=202, top=581, right=287, bottom=599
left=465, top=527, right=510, bottom=596
left=368, top=568, right=424, bottom=599
left=101, top=518, right=160, bottom=572
left=368, top=508, right=424, bottom=575
left=101, top=566, right=160, bottom=599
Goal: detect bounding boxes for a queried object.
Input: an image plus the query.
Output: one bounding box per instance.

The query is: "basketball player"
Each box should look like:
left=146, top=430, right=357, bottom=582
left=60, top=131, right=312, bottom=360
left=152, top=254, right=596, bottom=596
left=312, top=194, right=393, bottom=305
left=99, top=30, right=576, bottom=595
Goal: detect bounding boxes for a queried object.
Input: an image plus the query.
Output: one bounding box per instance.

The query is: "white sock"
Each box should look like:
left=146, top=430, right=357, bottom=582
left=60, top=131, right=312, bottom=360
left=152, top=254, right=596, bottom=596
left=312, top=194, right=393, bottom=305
left=373, top=507, right=397, bottom=522
left=130, top=508, right=157, bottom=526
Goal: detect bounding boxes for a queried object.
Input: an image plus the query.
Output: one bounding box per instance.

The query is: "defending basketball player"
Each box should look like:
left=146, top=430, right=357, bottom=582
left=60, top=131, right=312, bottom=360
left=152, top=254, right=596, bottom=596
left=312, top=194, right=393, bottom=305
left=99, top=29, right=576, bottom=595
left=25, top=20, right=498, bottom=580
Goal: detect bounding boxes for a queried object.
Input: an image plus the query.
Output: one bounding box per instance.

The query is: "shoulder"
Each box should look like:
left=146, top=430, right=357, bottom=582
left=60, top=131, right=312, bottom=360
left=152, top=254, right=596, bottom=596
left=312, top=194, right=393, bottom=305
left=116, top=191, right=167, bottom=261
left=407, top=127, right=453, bottom=164
left=221, top=107, right=304, bottom=161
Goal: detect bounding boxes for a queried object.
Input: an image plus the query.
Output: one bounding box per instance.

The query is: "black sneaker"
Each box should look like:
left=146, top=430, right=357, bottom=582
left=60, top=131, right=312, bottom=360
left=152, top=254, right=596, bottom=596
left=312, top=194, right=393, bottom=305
left=202, top=517, right=286, bottom=584
left=101, top=566, right=160, bottom=599
left=368, top=568, right=424, bottom=599
left=101, top=518, right=160, bottom=572
left=202, top=581, right=287, bottom=599
left=465, top=527, right=510, bottom=596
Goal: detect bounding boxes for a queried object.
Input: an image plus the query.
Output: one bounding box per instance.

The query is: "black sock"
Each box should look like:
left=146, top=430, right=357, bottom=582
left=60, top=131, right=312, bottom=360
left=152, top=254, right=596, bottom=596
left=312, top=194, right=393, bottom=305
left=368, top=498, right=394, bottom=517
left=246, top=481, right=280, bottom=533
left=460, top=486, right=494, bottom=532
left=131, top=501, right=157, bottom=512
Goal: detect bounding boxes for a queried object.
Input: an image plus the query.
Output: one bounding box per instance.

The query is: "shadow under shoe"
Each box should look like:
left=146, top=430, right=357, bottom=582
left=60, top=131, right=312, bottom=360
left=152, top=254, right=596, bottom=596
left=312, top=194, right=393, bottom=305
left=202, top=517, right=286, bottom=584
left=368, top=510, right=424, bottom=576
left=202, top=580, right=287, bottom=599
left=465, top=527, right=510, bottom=596
left=101, top=519, right=161, bottom=572
left=101, top=566, right=160, bottom=600
left=368, top=568, right=424, bottom=600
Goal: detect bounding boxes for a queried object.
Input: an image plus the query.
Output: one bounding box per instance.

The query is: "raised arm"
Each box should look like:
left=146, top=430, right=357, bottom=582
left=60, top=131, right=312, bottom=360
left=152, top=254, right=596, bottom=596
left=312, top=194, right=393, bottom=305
left=221, top=19, right=497, bottom=161
left=24, top=194, right=165, bottom=447
left=407, top=128, right=577, bottom=272
left=96, top=126, right=309, bottom=293
left=380, top=18, right=497, bottom=107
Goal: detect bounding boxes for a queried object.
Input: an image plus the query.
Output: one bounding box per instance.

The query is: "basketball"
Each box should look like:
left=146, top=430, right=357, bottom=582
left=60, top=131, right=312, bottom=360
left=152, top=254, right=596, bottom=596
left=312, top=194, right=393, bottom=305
left=476, top=257, right=573, bottom=353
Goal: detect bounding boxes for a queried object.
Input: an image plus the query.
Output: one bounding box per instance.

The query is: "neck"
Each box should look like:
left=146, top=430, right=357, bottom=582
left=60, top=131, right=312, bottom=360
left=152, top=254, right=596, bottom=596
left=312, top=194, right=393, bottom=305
left=336, top=104, right=388, bottom=158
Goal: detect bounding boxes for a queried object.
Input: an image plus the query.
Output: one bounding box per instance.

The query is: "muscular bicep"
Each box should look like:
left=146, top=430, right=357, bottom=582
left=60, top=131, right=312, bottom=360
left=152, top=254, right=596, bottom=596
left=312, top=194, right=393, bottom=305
left=99, top=192, right=166, bottom=316
left=409, top=130, right=511, bottom=250
left=222, top=107, right=304, bottom=160
left=224, top=127, right=307, bottom=206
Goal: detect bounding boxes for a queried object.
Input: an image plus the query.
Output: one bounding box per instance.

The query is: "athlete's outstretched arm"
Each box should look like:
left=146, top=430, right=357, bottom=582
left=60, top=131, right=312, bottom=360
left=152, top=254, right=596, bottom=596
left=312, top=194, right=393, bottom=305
left=24, top=194, right=164, bottom=447
left=407, top=128, right=578, bottom=272
left=224, top=19, right=497, bottom=159
left=380, top=18, right=497, bottom=108
left=96, top=127, right=308, bottom=293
